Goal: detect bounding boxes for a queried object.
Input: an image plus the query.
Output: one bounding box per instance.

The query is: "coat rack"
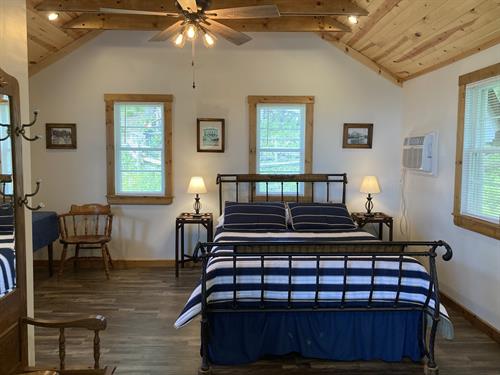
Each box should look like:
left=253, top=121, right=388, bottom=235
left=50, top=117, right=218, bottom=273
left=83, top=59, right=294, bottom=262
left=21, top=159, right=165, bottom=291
left=16, top=110, right=40, bottom=142
left=18, top=179, right=45, bottom=211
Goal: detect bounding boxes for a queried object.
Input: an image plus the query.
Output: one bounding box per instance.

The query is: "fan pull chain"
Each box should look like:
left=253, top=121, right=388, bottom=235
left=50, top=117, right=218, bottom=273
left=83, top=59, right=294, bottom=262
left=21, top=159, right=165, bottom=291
left=191, top=40, right=196, bottom=89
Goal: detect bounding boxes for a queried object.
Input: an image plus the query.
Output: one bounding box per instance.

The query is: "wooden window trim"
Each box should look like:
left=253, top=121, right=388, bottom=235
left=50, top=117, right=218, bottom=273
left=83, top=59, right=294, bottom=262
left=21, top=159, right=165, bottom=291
left=248, top=96, right=314, bottom=200
left=453, top=63, right=500, bottom=240
left=104, top=94, right=173, bottom=205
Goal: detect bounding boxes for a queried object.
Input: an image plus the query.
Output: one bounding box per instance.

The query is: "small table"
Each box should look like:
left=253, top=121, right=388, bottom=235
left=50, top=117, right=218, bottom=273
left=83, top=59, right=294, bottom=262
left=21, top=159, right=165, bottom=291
left=32, top=211, right=60, bottom=277
left=351, top=212, right=393, bottom=241
left=175, top=212, right=213, bottom=278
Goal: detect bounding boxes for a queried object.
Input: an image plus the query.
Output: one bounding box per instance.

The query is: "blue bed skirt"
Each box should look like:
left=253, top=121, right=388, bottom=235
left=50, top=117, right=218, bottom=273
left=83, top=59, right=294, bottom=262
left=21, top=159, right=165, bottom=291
left=207, top=310, right=424, bottom=365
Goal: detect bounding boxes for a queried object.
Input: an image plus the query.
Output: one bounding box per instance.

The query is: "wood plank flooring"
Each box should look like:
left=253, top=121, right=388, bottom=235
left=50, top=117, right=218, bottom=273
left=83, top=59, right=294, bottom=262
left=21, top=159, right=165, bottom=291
left=33, top=267, right=500, bottom=375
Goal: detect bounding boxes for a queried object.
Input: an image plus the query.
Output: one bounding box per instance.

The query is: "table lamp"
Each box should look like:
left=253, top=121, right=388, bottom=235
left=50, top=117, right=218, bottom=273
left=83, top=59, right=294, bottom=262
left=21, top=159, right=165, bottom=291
left=360, top=176, right=381, bottom=216
left=187, top=176, right=207, bottom=216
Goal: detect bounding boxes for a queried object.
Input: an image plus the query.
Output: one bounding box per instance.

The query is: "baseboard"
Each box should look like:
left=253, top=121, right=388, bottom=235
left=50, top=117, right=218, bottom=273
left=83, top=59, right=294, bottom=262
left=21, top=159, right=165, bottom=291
left=441, top=292, right=500, bottom=344
left=34, top=258, right=176, bottom=269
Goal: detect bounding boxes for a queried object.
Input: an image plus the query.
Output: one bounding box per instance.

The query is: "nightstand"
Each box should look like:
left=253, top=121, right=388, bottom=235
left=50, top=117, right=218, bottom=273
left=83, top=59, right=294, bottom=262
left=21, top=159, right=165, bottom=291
left=351, top=212, right=393, bottom=241
left=175, top=212, right=213, bottom=278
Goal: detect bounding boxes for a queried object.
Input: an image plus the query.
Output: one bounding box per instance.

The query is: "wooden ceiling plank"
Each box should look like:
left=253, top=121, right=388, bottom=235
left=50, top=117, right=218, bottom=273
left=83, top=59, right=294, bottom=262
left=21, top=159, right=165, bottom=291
left=64, top=14, right=351, bottom=32
left=337, top=0, right=387, bottom=43
left=386, top=3, right=500, bottom=72
left=368, top=0, right=480, bottom=62
left=27, top=38, right=52, bottom=64
left=27, top=7, right=76, bottom=48
left=319, top=33, right=403, bottom=86
left=357, top=0, right=451, bottom=58
left=375, top=0, right=494, bottom=65
left=29, top=30, right=103, bottom=76
left=394, top=16, right=500, bottom=76
left=28, top=33, right=59, bottom=53
left=403, top=34, right=500, bottom=81
left=346, top=0, right=403, bottom=46
left=36, top=0, right=369, bottom=16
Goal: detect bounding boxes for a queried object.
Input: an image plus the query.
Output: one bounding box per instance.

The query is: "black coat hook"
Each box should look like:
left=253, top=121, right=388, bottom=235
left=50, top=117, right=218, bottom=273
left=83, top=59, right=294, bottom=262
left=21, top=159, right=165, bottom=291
left=0, top=122, right=10, bottom=141
left=18, top=179, right=45, bottom=211
left=16, top=110, right=40, bottom=142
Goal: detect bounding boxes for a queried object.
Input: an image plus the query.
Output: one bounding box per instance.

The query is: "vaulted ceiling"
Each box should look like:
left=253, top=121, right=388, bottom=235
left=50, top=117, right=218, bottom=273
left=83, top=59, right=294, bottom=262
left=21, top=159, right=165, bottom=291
left=28, top=0, right=500, bottom=85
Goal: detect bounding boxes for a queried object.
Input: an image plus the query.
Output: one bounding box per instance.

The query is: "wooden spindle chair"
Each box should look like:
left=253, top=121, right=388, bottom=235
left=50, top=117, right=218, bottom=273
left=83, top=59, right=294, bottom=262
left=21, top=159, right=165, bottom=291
left=58, top=204, right=113, bottom=279
left=18, top=315, right=116, bottom=374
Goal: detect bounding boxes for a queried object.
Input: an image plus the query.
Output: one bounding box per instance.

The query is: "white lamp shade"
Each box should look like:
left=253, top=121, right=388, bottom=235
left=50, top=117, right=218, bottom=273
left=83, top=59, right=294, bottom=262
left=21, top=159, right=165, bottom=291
left=187, top=176, right=207, bottom=194
left=360, top=176, right=381, bottom=194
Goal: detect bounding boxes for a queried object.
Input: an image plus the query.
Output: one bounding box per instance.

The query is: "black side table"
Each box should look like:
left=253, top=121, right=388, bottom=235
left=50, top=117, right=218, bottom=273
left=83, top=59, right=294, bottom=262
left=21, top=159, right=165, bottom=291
left=351, top=212, right=394, bottom=241
left=175, top=212, right=213, bottom=277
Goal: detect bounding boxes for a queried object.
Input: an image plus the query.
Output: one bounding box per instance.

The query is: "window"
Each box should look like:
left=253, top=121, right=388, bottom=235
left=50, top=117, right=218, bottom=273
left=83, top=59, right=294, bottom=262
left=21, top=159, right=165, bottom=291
left=454, top=63, right=500, bottom=239
left=105, top=94, right=173, bottom=205
left=0, top=96, right=12, bottom=195
left=248, top=96, right=314, bottom=196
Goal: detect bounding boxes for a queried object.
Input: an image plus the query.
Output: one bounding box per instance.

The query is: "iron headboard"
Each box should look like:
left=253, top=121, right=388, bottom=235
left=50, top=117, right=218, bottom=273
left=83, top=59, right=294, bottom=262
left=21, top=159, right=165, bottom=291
left=216, top=174, right=348, bottom=215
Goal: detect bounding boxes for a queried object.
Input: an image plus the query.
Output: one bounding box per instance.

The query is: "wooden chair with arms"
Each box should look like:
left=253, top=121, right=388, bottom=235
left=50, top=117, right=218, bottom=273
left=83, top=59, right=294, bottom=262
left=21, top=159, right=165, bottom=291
left=17, top=315, right=116, bottom=375
left=58, top=204, right=113, bottom=279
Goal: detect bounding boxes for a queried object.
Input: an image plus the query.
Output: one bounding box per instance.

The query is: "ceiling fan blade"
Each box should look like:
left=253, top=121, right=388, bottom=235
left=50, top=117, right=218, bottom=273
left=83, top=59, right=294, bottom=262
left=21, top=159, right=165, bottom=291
left=203, top=19, right=252, bottom=46
left=177, top=0, right=198, bottom=13
left=99, top=8, right=179, bottom=17
left=149, top=21, right=185, bottom=42
left=207, top=5, right=280, bottom=19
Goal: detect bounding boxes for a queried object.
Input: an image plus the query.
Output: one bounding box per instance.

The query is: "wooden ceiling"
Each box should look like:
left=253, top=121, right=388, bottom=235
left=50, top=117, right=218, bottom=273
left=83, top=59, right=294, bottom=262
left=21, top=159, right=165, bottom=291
left=28, top=0, right=500, bottom=85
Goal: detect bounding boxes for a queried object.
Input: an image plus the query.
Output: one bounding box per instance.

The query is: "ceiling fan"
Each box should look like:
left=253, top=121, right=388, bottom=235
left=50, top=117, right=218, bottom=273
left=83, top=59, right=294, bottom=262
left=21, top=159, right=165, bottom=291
left=99, top=0, right=281, bottom=48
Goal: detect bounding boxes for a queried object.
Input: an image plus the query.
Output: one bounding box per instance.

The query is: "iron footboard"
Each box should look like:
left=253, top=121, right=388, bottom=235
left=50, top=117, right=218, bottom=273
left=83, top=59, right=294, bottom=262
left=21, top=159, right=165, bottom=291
left=195, top=240, right=453, bottom=375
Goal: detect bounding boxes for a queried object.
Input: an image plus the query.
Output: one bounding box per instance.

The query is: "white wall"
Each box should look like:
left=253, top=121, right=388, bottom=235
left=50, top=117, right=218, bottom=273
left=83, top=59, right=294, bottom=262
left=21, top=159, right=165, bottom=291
left=29, top=31, right=403, bottom=261
left=402, top=44, right=500, bottom=329
left=0, top=0, right=35, bottom=363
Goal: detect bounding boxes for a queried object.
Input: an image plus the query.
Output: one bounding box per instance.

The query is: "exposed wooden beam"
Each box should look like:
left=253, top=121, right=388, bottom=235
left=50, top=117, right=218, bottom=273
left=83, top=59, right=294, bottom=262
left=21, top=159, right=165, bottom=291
left=64, top=14, right=351, bottom=32
left=36, top=0, right=368, bottom=16
left=319, top=32, right=403, bottom=87
left=29, top=30, right=102, bottom=76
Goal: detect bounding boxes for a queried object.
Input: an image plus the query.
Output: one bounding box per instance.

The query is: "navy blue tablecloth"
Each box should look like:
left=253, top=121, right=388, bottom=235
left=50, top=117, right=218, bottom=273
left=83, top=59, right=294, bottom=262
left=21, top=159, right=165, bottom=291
left=32, top=211, right=59, bottom=251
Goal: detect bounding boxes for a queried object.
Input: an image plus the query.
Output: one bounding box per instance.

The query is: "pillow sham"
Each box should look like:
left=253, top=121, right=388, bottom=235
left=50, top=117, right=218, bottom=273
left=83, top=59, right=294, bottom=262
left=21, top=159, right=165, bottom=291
left=223, top=201, right=287, bottom=232
left=288, top=202, right=356, bottom=232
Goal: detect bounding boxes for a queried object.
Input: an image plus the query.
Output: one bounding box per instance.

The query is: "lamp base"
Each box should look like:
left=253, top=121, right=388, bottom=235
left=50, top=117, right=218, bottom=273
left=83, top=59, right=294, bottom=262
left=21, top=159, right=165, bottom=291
left=365, top=193, right=374, bottom=216
left=193, top=194, right=202, bottom=216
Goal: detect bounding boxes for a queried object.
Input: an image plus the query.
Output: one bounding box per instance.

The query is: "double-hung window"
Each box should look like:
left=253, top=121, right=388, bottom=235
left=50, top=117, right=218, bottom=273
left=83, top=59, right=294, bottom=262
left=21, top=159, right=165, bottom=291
left=105, top=94, right=173, bottom=205
left=249, top=96, right=314, bottom=196
left=454, top=63, right=500, bottom=239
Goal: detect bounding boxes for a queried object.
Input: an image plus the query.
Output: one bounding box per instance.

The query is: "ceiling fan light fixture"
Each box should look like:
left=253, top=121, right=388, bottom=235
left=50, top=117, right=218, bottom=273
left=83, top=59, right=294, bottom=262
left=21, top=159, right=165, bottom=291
left=47, top=12, right=59, bottom=21
left=186, top=24, right=198, bottom=40
left=203, top=32, right=216, bottom=48
left=348, top=15, right=358, bottom=25
left=173, top=31, right=186, bottom=48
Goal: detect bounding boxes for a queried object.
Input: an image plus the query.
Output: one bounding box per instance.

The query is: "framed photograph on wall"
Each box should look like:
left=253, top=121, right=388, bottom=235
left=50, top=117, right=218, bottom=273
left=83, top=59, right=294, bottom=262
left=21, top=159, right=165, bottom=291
left=197, top=118, right=225, bottom=152
left=343, top=123, right=373, bottom=149
left=45, top=123, right=77, bottom=149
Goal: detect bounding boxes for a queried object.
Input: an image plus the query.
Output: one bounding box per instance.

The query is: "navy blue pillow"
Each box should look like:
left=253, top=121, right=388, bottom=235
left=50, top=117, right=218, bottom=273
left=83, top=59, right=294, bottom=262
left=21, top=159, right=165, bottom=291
left=288, top=203, right=356, bottom=232
left=223, top=201, right=287, bottom=232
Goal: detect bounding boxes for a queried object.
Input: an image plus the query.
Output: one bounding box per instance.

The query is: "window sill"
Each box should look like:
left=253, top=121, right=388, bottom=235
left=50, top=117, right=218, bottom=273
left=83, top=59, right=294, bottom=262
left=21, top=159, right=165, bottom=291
left=453, top=213, right=500, bottom=240
left=106, top=195, right=173, bottom=205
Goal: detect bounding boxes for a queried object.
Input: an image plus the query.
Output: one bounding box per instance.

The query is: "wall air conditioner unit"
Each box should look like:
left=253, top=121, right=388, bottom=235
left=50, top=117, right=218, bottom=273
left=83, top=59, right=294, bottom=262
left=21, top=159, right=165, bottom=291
left=402, top=132, right=438, bottom=176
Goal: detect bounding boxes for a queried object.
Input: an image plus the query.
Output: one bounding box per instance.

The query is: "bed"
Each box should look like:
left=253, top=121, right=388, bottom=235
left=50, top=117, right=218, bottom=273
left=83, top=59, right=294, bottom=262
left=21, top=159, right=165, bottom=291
left=0, top=203, right=15, bottom=297
left=176, top=174, right=453, bottom=375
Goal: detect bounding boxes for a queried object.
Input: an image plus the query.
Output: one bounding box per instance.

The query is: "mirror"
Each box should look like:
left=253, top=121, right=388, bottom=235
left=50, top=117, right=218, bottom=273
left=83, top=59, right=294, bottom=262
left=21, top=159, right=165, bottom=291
left=0, top=93, right=15, bottom=298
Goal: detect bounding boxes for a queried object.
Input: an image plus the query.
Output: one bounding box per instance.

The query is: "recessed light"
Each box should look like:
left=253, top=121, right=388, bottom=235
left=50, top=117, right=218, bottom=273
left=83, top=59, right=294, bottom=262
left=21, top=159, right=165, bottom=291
left=48, top=12, right=59, bottom=21
left=348, top=15, right=358, bottom=25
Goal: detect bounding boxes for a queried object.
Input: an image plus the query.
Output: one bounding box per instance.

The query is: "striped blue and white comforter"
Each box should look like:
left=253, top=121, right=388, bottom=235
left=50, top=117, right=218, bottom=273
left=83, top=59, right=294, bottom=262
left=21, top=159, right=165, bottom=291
left=0, top=234, right=16, bottom=297
left=175, top=230, right=453, bottom=338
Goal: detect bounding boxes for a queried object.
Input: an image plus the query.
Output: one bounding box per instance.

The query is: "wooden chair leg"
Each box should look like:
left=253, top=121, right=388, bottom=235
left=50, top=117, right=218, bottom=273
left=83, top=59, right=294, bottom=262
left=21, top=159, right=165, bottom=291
left=101, top=244, right=110, bottom=280
left=74, top=244, right=80, bottom=271
left=58, top=243, right=68, bottom=279
left=104, top=244, right=113, bottom=269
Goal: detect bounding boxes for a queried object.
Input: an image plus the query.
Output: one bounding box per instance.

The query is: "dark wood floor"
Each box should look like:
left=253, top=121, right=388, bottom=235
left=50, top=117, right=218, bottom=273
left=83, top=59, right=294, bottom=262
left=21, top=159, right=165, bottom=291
left=33, top=266, right=500, bottom=375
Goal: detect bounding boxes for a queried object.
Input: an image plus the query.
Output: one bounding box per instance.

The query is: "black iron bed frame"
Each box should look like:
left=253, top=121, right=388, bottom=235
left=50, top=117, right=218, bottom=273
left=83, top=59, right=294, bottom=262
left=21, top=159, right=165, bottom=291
left=196, top=174, right=453, bottom=375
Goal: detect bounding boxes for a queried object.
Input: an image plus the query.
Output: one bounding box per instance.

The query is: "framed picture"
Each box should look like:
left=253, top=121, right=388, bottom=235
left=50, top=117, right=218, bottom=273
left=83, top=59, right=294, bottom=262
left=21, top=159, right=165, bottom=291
left=197, top=118, right=225, bottom=152
left=46, top=123, right=77, bottom=149
left=343, top=123, right=373, bottom=149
